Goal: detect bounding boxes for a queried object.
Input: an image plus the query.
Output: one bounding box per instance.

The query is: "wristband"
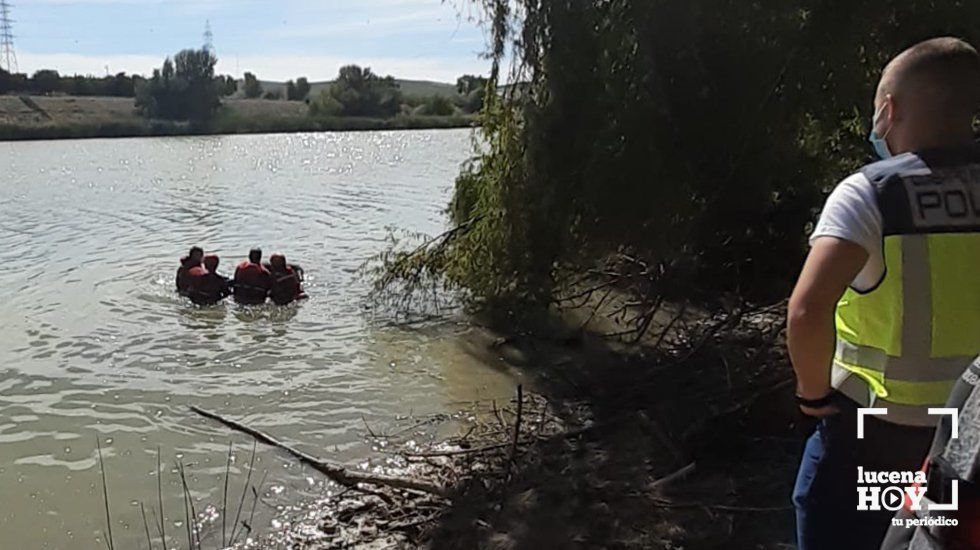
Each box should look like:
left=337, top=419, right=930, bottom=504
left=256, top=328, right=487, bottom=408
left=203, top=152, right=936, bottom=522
left=795, top=392, right=835, bottom=409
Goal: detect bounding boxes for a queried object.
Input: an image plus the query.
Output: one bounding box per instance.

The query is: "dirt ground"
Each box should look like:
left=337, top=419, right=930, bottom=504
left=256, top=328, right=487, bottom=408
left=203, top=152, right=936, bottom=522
left=422, top=309, right=800, bottom=550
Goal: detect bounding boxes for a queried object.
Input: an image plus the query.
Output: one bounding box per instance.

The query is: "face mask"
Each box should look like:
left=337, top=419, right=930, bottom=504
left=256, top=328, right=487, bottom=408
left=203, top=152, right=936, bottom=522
left=868, top=103, right=892, bottom=160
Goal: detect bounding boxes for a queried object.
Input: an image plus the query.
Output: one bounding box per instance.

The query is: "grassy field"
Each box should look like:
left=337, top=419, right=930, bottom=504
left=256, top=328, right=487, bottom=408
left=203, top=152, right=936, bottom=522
left=0, top=95, right=475, bottom=141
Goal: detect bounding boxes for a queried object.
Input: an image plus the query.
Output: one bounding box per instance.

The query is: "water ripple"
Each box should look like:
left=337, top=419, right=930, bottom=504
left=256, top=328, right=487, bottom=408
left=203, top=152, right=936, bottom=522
left=0, top=130, right=520, bottom=549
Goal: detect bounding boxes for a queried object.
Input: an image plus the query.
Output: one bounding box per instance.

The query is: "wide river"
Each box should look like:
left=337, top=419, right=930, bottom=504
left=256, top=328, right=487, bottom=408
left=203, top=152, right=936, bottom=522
left=0, top=130, right=518, bottom=549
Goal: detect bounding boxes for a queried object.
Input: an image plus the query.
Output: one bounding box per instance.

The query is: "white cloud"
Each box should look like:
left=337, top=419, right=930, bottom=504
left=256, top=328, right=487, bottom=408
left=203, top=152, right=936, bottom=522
left=16, top=51, right=489, bottom=82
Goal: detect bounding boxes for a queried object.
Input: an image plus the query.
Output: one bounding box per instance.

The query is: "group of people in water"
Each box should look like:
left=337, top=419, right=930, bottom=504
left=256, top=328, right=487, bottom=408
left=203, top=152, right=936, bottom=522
left=175, top=246, right=308, bottom=306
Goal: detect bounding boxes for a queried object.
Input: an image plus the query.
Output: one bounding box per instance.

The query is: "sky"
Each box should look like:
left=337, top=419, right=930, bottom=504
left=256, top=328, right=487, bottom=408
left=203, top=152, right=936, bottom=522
left=7, top=0, right=490, bottom=82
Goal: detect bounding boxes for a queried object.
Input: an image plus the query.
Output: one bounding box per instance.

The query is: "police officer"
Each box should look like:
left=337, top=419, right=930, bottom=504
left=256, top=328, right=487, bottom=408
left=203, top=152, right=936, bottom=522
left=788, top=37, right=980, bottom=549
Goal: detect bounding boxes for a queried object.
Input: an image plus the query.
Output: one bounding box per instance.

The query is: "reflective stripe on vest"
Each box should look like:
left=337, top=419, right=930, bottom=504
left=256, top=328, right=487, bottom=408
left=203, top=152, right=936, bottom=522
left=832, top=150, right=980, bottom=426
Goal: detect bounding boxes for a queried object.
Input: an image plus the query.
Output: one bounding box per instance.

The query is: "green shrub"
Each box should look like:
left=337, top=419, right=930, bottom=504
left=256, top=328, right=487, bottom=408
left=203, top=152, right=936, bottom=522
left=308, top=91, right=343, bottom=117
left=417, top=95, right=456, bottom=116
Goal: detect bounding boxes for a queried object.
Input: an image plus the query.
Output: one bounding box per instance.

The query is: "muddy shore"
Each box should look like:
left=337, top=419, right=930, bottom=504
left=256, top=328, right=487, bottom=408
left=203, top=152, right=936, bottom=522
left=221, top=301, right=800, bottom=549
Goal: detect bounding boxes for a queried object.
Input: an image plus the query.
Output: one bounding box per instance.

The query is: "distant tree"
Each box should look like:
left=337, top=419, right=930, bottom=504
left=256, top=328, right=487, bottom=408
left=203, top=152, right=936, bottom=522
left=0, top=68, right=23, bottom=94
left=328, top=65, right=402, bottom=117
left=455, top=74, right=488, bottom=113
left=462, top=89, right=486, bottom=113
left=108, top=72, right=135, bottom=97
left=175, top=49, right=220, bottom=119
left=162, top=58, right=175, bottom=80
left=31, top=70, right=62, bottom=95
left=135, top=48, right=220, bottom=121
left=3, top=70, right=29, bottom=93
left=217, top=75, right=237, bottom=96
left=455, top=74, right=487, bottom=96
left=287, top=77, right=311, bottom=101
left=66, top=74, right=93, bottom=95
left=419, top=94, right=455, bottom=116
left=263, top=90, right=281, bottom=100
left=295, top=77, right=311, bottom=100
left=243, top=72, right=262, bottom=98
left=308, top=91, right=343, bottom=117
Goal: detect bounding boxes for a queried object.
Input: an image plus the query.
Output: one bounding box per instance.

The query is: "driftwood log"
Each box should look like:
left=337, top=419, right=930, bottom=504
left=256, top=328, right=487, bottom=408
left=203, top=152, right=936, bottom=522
left=189, top=406, right=449, bottom=498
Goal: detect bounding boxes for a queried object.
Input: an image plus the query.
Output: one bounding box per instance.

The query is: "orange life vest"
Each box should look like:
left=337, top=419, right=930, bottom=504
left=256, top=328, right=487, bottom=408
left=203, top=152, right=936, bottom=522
left=233, top=261, right=271, bottom=304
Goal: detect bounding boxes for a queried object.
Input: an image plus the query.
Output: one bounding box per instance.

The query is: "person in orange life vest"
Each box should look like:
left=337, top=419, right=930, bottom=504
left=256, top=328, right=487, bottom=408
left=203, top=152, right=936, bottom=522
left=263, top=259, right=305, bottom=283
left=187, top=255, right=232, bottom=306
left=268, top=253, right=308, bottom=305
left=233, top=248, right=272, bottom=305
left=176, top=246, right=204, bottom=293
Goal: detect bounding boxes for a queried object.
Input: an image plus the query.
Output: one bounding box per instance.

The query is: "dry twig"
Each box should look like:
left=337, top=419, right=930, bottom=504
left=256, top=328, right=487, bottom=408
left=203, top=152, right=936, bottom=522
left=190, top=406, right=450, bottom=498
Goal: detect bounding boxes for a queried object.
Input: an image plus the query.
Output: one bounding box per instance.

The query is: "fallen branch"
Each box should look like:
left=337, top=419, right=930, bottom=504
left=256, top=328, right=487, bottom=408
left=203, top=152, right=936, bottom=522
left=649, top=462, right=697, bottom=492
left=189, top=406, right=449, bottom=498
left=510, top=385, right=524, bottom=461
left=505, top=385, right=524, bottom=480
left=650, top=497, right=792, bottom=513
left=401, top=441, right=513, bottom=458
left=721, top=377, right=794, bottom=417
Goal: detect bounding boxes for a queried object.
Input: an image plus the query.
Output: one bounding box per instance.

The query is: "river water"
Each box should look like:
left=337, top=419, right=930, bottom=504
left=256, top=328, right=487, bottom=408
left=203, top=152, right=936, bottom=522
left=0, top=130, right=519, bottom=549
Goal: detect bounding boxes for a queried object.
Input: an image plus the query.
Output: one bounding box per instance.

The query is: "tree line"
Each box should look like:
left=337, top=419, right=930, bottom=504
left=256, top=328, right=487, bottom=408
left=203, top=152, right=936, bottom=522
left=2, top=50, right=487, bottom=123
left=0, top=67, right=237, bottom=98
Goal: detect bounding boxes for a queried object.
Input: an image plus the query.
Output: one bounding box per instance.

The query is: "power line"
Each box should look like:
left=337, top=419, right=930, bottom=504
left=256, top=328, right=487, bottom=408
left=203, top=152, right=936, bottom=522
left=0, top=0, right=17, bottom=73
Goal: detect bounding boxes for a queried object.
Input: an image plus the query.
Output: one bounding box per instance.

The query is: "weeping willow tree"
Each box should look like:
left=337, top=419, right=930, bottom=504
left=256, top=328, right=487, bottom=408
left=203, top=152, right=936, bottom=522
left=378, top=0, right=980, bottom=324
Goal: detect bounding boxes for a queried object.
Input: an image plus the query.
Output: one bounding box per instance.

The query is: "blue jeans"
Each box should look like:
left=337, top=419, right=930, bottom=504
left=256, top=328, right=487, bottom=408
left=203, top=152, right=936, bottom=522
left=792, top=399, right=934, bottom=550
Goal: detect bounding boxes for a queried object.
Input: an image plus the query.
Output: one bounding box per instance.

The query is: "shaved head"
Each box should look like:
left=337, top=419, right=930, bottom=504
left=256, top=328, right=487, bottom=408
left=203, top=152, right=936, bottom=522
left=873, top=37, right=980, bottom=154
left=878, top=37, right=980, bottom=118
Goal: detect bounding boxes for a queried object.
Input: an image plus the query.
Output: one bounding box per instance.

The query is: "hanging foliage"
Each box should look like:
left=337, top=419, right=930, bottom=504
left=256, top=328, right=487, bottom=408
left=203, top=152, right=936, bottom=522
left=377, top=0, right=980, bottom=320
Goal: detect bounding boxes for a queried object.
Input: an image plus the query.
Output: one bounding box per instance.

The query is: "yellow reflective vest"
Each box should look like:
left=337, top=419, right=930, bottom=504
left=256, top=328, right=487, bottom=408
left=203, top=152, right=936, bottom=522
left=832, top=147, right=980, bottom=426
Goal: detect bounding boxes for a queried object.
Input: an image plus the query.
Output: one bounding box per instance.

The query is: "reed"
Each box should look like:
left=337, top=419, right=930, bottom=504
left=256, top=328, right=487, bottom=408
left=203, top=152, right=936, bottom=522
left=96, top=436, right=116, bottom=550
left=245, top=471, right=270, bottom=540
left=94, top=439, right=270, bottom=550
left=228, top=441, right=257, bottom=547
left=139, top=503, right=153, bottom=550
left=176, top=459, right=201, bottom=550
left=157, top=446, right=168, bottom=550
left=221, top=442, right=232, bottom=547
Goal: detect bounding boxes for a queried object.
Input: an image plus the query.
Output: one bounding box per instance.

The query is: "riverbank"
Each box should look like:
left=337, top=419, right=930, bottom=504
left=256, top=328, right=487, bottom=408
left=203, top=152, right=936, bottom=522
left=231, top=300, right=800, bottom=549
left=0, top=95, right=476, bottom=141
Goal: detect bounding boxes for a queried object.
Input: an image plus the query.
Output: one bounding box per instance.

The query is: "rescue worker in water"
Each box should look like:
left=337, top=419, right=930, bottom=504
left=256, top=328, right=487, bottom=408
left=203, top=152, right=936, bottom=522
left=186, top=255, right=233, bottom=306
left=233, top=248, right=273, bottom=305
left=268, top=253, right=308, bottom=305
left=175, top=246, right=204, bottom=293
left=176, top=247, right=308, bottom=306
